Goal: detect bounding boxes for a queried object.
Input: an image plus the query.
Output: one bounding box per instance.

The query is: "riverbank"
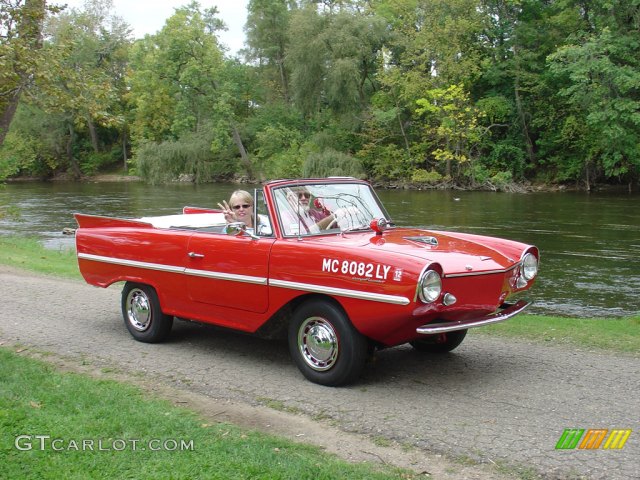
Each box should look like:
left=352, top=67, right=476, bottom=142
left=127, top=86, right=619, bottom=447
left=5, top=172, right=637, bottom=193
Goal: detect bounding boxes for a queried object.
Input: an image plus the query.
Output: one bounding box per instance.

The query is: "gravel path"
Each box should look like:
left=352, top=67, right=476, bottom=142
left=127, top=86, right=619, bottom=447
left=1, top=267, right=638, bottom=479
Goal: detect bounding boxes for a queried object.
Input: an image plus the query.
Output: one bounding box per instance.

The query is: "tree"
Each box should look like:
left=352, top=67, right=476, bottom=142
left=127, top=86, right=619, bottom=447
left=245, top=0, right=296, bottom=102
left=36, top=0, right=131, bottom=177
left=0, top=0, right=47, bottom=146
left=548, top=27, right=640, bottom=188
left=287, top=3, right=388, bottom=118
left=415, top=84, right=484, bottom=183
left=128, top=1, right=254, bottom=181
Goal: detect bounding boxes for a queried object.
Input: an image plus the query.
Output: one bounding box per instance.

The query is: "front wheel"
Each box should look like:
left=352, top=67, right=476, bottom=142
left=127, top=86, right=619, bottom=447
left=410, top=329, right=467, bottom=353
left=121, top=282, right=173, bottom=343
left=288, top=300, right=368, bottom=386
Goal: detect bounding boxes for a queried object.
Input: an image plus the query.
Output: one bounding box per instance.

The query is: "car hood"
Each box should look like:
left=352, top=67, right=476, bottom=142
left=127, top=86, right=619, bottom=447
left=324, top=227, right=532, bottom=276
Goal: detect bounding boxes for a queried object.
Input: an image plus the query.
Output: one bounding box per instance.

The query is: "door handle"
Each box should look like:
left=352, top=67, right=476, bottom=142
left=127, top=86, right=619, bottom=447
left=188, top=252, right=205, bottom=258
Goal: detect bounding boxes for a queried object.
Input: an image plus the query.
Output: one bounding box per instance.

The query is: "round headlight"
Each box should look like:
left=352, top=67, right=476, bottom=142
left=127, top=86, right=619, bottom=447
left=521, top=253, right=538, bottom=281
left=419, top=269, right=442, bottom=303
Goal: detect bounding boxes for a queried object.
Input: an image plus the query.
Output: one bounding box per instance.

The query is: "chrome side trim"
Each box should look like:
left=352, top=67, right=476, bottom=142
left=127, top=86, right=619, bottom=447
left=184, top=268, right=267, bottom=285
left=416, top=300, right=530, bottom=334
left=80, top=253, right=403, bottom=301
left=78, top=253, right=268, bottom=285
left=270, top=279, right=411, bottom=305
left=444, top=263, right=519, bottom=278
left=78, top=253, right=185, bottom=274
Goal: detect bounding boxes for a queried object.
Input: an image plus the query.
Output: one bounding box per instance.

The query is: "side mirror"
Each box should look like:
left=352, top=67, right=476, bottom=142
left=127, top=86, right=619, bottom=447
left=224, top=222, right=259, bottom=240
left=370, top=218, right=388, bottom=236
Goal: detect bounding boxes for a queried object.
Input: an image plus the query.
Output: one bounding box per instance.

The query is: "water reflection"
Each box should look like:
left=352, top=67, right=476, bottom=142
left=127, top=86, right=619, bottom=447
left=1, top=181, right=638, bottom=318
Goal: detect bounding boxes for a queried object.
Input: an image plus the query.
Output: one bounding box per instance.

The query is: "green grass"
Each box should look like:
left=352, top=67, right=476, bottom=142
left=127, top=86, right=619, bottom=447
left=0, top=235, right=80, bottom=279
left=0, top=348, right=410, bottom=480
left=476, top=313, right=640, bottom=354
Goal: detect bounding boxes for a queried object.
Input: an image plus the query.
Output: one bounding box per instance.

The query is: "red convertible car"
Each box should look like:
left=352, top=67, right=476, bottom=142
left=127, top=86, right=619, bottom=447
left=75, top=178, right=539, bottom=386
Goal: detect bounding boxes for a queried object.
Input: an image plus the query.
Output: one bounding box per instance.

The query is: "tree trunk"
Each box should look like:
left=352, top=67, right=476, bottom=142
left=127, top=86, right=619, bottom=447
left=276, top=50, right=289, bottom=103
left=87, top=116, right=100, bottom=152
left=512, top=43, right=535, bottom=166
left=514, top=78, right=535, bottom=165
left=231, top=124, right=255, bottom=180
left=67, top=123, right=82, bottom=179
left=122, top=130, right=128, bottom=172
left=0, top=89, right=21, bottom=146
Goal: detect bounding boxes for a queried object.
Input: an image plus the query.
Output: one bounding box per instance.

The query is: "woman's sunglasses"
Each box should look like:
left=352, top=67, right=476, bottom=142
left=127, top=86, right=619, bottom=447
left=232, top=204, right=251, bottom=210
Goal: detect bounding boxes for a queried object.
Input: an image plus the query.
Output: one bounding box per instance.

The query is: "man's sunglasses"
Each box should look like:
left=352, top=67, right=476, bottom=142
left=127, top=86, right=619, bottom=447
left=297, top=192, right=311, bottom=199
left=232, top=204, right=251, bottom=210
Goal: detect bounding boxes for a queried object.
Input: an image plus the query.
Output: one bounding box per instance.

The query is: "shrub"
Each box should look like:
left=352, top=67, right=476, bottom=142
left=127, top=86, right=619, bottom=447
left=135, top=131, right=236, bottom=184
left=411, top=168, right=443, bottom=184
left=302, top=149, right=365, bottom=178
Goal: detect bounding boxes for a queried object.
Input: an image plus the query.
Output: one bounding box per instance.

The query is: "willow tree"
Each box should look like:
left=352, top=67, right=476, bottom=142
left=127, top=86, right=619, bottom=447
left=287, top=3, right=388, bottom=119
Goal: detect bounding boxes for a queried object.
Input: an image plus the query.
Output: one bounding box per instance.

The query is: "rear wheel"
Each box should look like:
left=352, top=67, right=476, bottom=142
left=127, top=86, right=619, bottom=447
left=121, top=282, right=173, bottom=343
left=288, top=300, right=368, bottom=386
left=410, top=329, right=467, bottom=353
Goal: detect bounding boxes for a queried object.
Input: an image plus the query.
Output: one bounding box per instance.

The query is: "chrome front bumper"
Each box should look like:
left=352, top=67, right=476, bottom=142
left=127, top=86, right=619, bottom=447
left=416, top=300, right=531, bottom=335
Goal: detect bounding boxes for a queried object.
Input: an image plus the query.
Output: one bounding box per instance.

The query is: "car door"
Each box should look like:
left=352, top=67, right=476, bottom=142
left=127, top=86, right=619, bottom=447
left=185, top=232, right=275, bottom=314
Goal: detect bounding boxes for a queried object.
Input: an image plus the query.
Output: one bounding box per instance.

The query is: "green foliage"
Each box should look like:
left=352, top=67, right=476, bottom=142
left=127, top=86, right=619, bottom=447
left=253, top=123, right=303, bottom=178
left=411, top=168, right=443, bottom=184
left=2, top=0, right=639, bottom=187
left=358, top=143, right=414, bottom=182
left=287, top=5, right=389, bottom=117
left=135, top=129, right=235, bottom=185
left=302, top=148, right=365, bottom=178
left=415, top=84, right=484, bottom=182
left=548, top=25, right=640, bottom=183
left=79, top=149, right=122, bottom=176
left=0, top=0, right=49, bottom=145
left=0, top=131, right=39, bottom=179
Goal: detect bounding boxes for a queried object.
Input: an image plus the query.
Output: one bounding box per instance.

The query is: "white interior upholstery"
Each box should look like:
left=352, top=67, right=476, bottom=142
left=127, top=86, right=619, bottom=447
left=139, top=213, right=226, bottom=229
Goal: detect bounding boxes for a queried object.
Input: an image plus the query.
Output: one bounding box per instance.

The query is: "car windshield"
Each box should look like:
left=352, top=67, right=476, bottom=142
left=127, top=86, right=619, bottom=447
left=274, top=182, right=390, bottom=236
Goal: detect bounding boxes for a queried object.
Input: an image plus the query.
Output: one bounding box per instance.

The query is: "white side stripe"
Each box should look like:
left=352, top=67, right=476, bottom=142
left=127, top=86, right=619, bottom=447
left=269, top=279, right=410, bottom=305
left=184, top=268, right=267, bottom=285
left=78, top=253, right=409, bottom=305
left=78, top=253, right=185, bottom=274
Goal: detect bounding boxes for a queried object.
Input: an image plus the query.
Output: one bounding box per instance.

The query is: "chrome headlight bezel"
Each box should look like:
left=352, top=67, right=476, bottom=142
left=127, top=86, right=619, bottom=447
left=521, top=252, right=538, bottom=281
left=418, top=269, right=442, bottom=303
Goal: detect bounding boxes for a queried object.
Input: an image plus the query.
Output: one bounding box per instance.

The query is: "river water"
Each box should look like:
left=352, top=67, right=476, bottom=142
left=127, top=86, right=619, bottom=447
left=1, top=181, right=638, bottom=318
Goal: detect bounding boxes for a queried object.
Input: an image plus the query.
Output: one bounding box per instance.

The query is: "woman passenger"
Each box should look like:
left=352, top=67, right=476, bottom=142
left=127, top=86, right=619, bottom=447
left=218, top=190, right=254, bottom=229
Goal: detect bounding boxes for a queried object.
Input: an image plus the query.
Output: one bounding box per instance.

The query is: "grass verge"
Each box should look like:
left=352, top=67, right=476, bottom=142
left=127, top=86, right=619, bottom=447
left=0, top=347, right=410, bottom=479
left=476, top=314, right=639, bottom=354
left=0, top=235, right=79, bottom=279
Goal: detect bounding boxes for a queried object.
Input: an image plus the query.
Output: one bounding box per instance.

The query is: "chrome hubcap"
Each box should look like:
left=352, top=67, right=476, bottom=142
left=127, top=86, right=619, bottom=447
left=298, top=317, right=338, bottom=371
left=126, top=289, right=151, bottom=331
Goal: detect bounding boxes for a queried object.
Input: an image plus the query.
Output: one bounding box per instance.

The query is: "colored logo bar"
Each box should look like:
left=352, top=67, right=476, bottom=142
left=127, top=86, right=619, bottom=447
left=556, top=429, right=632, bottom=450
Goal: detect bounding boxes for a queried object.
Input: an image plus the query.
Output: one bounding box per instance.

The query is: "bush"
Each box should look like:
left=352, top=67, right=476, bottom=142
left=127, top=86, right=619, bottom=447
left=302, top=149, right=365, bottom=178
left=79, top=150, right=122, bottom=175
left=0, top=132, right=39, bottom=180
left=411, top=168, right=443, bottom=184
left=135, top=131, right=236, bottom=184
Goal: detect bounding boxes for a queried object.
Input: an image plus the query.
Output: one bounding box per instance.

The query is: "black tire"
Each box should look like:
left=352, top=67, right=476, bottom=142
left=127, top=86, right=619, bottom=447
left=288, top=299, right=368, bottom=386
left=410, top=329, right=468, bottom=353
left=121, top=282, right=173, bottom=343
